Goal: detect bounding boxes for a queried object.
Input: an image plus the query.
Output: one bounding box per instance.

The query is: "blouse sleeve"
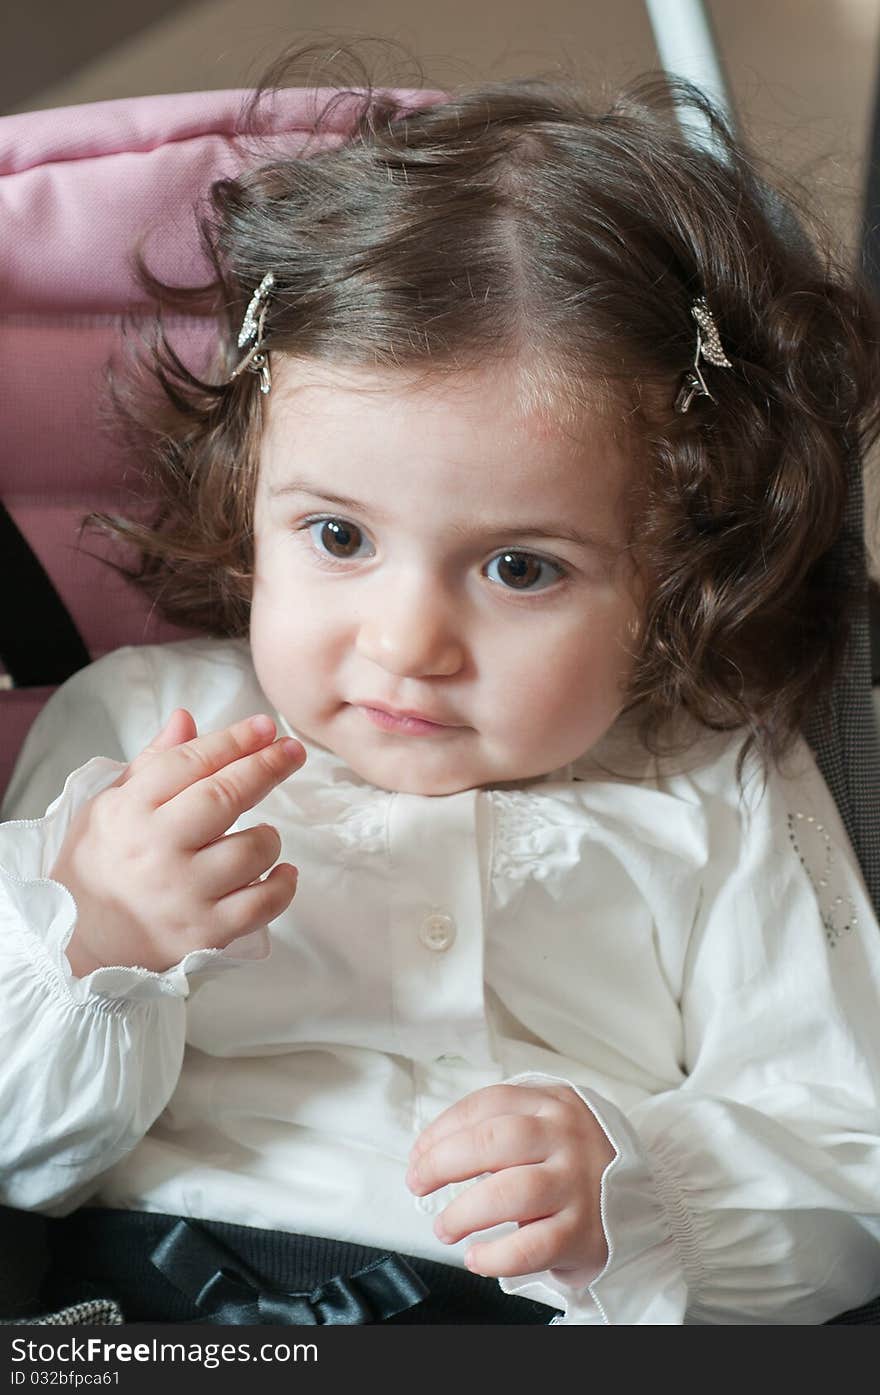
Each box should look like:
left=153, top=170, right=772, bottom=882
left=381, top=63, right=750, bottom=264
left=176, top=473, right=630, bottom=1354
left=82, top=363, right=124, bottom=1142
left=500, top=739, right=880, bottom=1324
left=0, top=650, right=267, bottom=1214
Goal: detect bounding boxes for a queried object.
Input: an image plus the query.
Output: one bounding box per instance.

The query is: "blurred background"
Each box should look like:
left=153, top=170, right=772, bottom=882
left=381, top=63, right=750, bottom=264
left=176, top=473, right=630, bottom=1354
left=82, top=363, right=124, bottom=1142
left=7, top=0, right=879, bottom=247
left=5, top=0, right=880, bottom=575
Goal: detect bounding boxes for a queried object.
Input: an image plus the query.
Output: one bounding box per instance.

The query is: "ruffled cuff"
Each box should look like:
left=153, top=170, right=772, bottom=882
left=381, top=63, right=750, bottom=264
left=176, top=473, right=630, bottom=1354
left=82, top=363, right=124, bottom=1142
left=0, top=756, right=270, bottom=1007
left=497, top=1071, right=689, bottom=1324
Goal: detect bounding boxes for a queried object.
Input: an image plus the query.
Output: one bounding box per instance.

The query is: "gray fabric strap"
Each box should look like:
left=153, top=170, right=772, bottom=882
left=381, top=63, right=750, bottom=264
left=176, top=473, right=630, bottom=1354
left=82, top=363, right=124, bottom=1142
left=804, top=442, right=880, bottom=918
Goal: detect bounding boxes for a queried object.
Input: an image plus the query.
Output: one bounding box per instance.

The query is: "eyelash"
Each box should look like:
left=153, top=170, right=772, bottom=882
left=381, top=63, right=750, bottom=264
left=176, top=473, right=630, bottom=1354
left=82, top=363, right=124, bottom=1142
left=295, top=516, right=568, bottom=594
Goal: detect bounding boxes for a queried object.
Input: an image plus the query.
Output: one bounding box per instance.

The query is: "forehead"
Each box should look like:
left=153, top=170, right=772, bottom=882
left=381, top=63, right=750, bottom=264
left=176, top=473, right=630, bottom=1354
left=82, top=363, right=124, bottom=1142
left=265, top=354, right=581, bottom=424
left=259, top=355, right=629, bottom=518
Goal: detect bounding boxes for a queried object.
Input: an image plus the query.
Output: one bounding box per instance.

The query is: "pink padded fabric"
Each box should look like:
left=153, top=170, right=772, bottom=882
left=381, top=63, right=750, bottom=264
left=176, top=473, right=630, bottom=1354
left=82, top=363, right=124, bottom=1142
left=0, top=86, right=439, bottom=799
left=0, top=89, right=381, bottom=310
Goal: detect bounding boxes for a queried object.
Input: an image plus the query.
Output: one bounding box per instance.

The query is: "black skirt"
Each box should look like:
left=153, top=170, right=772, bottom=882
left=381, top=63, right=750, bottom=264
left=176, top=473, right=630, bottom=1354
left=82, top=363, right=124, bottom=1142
left=43, top=1208, right=561, bottom=1325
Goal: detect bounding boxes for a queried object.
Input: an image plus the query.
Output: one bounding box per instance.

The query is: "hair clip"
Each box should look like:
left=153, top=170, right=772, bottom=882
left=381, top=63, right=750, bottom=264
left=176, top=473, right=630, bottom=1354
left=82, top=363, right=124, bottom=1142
left=228, top=272, right=276, bottom=394
left=674, top=296, right=732, bottom=414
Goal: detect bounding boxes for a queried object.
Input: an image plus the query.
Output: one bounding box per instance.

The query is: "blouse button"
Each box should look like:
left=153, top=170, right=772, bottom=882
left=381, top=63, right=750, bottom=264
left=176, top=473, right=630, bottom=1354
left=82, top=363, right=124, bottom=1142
left=419, top=912, right=456, bottom=952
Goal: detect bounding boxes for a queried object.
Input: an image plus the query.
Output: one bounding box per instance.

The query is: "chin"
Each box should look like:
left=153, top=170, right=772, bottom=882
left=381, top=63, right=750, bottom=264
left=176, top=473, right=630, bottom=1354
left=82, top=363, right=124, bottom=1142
left=358, top=762, right=480, bottom=798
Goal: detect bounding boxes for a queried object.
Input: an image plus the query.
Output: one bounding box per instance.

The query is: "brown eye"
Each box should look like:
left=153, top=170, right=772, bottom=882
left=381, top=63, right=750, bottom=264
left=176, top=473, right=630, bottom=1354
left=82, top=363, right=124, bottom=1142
left=487, top=551, right=562, bottom=592
left=308, top=518, right=369, bottom=560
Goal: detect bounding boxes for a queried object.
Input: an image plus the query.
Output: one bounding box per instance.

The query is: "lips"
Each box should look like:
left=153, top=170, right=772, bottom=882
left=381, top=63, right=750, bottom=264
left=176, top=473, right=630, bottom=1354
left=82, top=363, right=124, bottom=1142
left=356, top=701, right=455, bottom=727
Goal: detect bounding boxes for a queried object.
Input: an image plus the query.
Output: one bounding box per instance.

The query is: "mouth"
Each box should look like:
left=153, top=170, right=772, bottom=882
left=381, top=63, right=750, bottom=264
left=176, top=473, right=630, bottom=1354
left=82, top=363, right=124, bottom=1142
left=352, top=702, right=459, bottom=736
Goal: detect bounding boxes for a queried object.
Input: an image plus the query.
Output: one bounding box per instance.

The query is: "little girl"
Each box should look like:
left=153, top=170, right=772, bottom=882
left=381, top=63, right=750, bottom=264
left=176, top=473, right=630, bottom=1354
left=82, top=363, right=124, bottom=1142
left=3, top=66, right=880, bottom=1327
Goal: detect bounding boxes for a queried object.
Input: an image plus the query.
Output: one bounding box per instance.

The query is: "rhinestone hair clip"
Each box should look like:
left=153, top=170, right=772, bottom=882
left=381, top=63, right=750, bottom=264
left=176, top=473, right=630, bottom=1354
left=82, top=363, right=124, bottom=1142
left=674, top=296, right=732, bottom=414
left=228, top=272, right=276, bottom=394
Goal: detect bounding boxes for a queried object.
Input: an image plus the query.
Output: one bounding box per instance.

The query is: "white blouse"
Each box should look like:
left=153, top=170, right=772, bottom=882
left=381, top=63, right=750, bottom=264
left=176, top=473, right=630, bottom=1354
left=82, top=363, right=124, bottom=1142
left=2, top=636, right=880, bottom=1326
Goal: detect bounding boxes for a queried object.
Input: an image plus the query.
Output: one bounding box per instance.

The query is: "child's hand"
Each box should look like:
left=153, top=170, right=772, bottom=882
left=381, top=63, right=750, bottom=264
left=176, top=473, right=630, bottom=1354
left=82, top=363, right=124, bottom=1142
left=51, top=710, right=306, bottom=977
left=406, top=1082, right=615, bottom=1281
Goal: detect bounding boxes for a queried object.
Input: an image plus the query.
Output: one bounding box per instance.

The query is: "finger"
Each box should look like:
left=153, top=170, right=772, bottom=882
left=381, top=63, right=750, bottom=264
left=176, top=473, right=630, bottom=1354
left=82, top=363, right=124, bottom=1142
left=462, top=1215, right=572, bottom=1280
left=114, top=709, right=198, bottom=787
left=407, top=1111, right=549, bottom=1195
left=433, top=1164, right=560, bottom=1245
left=165, top=736, right=305, bottom=848
left=194, top=823, right=282, bottom=898
left=208, top=862, right=299, bottom=946
left=410, top=1084, right=564, bottom=1166
left=128, top=713, right=300, bottom=809
left=153, top=708, right=199, bottom=751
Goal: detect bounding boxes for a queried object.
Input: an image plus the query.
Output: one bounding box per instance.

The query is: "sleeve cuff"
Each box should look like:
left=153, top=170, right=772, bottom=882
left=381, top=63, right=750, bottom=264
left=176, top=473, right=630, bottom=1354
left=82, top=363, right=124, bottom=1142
left=0, top=756, right=270, bottom=1007
left=497, top=1070, right=689, bottom=1324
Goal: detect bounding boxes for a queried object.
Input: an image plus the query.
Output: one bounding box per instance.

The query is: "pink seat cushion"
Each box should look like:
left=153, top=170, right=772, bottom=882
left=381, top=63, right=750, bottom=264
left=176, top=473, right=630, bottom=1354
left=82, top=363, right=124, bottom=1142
left=0, top=86, right=440, bottom=800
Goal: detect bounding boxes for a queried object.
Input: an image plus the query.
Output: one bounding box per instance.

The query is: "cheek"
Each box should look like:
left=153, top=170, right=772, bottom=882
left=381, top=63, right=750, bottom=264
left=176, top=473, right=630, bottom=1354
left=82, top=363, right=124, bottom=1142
left=251, top=531, right=315, bottom=640
left=251, top=527, right=293, bottom=602
left=499, top=604, right=637, bottom=727
left=250, top=596, right=320, bottom=663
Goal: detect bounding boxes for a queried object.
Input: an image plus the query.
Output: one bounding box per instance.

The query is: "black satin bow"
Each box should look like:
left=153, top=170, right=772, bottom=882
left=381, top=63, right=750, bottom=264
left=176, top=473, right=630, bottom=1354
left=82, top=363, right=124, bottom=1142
left=149, top=1220, right=429, bottom=1325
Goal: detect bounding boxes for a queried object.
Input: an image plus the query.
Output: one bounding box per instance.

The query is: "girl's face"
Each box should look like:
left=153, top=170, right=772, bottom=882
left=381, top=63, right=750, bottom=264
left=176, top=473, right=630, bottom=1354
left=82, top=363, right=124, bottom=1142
left=250, top=357, right=642, bottom=795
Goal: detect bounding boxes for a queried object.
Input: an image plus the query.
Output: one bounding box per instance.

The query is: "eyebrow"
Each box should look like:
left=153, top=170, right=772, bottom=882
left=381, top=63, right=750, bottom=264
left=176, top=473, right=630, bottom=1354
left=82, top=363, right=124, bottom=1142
left=268, top=481, right=621, bottom=553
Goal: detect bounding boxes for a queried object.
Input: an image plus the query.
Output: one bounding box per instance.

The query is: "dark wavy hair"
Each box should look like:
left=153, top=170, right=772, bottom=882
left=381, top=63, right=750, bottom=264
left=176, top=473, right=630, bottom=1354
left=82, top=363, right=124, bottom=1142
left=94, top=43, right=880, bottom=773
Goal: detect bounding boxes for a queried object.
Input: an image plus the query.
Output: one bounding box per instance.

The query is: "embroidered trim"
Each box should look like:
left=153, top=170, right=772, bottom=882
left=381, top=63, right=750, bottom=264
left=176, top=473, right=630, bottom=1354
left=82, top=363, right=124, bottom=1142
left=330, top=797, right=390, bottom=855
left=489, top=789, right=552, bottom=878
left=274, top=784, right=390, bottom=856
left=486, top=788, right=599, bottom=911
left=786, top=811, right=858, bottom=948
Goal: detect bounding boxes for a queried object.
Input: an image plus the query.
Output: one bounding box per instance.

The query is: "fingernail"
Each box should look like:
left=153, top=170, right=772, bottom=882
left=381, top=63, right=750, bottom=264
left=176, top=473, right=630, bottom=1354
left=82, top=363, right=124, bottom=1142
left=249, top=714, right=275, bottom=738
left=279, top=738, right=304, bottom=759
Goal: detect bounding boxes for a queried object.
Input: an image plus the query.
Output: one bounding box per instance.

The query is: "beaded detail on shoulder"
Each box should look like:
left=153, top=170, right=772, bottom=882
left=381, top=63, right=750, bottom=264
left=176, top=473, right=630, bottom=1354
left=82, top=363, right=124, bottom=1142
left=786, top=811, right=858, bottom=948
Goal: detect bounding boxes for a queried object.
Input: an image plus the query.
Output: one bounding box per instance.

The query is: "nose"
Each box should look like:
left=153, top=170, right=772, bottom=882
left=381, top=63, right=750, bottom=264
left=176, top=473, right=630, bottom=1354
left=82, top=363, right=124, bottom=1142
left=355, top=574, right=465, bottom=677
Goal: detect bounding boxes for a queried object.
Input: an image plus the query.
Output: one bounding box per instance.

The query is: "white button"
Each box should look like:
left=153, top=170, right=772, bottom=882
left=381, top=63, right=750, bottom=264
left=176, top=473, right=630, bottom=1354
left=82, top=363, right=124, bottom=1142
left=419, top=912, right=456, bottom=952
